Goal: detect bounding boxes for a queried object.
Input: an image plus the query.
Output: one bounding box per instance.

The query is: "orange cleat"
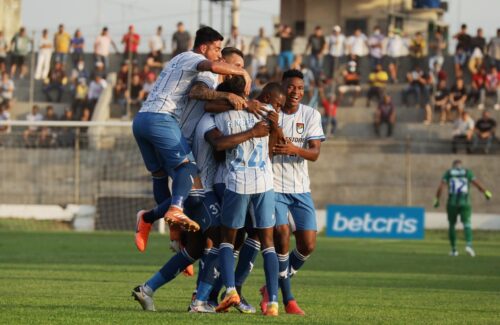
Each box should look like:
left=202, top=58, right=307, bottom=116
left=135, top=210, right=152, bottom=252
left=285, top=299, right=305, bottom=315
left=259, top=285, right=269, bottom=313
left=182, top=264, right=195, bottom=277
left=215, top=289, right=240, bottom=313
left=164, top=206, right=200, bottom=232
left=263, top=302, right=278, bottom=316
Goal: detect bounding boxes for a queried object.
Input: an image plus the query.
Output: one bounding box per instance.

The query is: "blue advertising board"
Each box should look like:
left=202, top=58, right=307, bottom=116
left=326, top=205, right=425, bottom=239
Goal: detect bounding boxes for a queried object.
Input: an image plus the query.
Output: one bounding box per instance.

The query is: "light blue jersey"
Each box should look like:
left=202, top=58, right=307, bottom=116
left=179, top=71, right=219, bottom=145
left=139, top=51, right=206, bottom=120
left=214, top=110, right=273, bottom=195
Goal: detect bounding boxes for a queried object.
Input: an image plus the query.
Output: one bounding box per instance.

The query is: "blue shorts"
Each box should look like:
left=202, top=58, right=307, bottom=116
left=198, top=191, right=221, bottom=231
left=132, top=112, right=192, bottom=173
left=221, top=189, right=275, bottom=229
left=275, top=192, right=317, bottom=231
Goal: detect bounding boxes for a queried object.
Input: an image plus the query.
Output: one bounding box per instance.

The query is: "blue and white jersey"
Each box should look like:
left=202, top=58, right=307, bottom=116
left=192, top=113, right=218, bottom=192
left=214, top=110, right=273, bottom=194
left=179, top=71, right=219, bottom=145
left=139, top=51, right=206, bottom=120
left=272, top=104, right=325, bottom=193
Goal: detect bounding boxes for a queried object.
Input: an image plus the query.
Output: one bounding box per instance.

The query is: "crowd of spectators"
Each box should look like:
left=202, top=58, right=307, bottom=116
left=0, top=21, right=498, bottom=152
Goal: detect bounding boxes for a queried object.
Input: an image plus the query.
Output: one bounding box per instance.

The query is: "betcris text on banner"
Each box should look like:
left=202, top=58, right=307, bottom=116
left=326, top=205, right=425, bottom=239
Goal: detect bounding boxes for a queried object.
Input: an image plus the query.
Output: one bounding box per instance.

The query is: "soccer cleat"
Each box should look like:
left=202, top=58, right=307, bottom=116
left=164, top=206, right=200, bottom=232
left=263, top=302, right=279, bottom=316
left=285, top=299, right=305, bottom=315
left=465, top=246, right=476, bottom=257
left=215, top=289, right=240, bottom=313
left=131, top=285, right=156, bottom=311
left=189, top=300, right=216, bottom=313
left=449, top=250, right=459, bottom=257
left=234, top=296, right=256, bottom=314
left=182, top=264, right=195, bottom=277
left=134, top=210, right=152, bottom=252
left=259, top=285, right=269, bottom=313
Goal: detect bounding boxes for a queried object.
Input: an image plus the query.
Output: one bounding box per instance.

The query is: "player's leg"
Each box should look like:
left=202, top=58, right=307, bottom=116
left=272, top=194, right=296, bottom=310
left=234, top=226, right=260, bottom=313
left=215, top=190, right=248, bottom=312
left=289, top=193, right=317, bottom=276
left=460, top=205, right=475, bottom=256
left=136, top=113, right=199, bottom=231
left=447, top=204, right=459, bottom=256
left=132, top=230, right=204, bottom=311
left=252, top=190, right=279, bottom=316
left=189, top=191, right=222, bottom=313
left=132, top=114, right=173, bottom=252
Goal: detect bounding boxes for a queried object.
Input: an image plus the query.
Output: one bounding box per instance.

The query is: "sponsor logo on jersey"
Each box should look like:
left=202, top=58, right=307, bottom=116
left=326, top=205, right=425, bottom=239
left=296, top=122, right=304, bottom=134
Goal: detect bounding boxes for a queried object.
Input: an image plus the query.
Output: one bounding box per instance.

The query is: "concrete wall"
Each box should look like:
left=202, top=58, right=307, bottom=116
left=310, top=141, right=500, bottom=214
left=281, top=0, right=442, bottom=36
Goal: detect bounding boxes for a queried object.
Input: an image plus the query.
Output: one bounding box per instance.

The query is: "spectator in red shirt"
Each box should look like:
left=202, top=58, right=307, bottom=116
left=484, top=66, right=500, bottom=110
left=374, top=94, right=396, bottom=137
left=318, top=82, right=337, bottom=135
left=122, top=25, right=140, bottom=63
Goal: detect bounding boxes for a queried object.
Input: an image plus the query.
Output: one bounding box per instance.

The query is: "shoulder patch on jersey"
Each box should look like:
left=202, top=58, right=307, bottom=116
left=296, top=122, right=304, bottom=134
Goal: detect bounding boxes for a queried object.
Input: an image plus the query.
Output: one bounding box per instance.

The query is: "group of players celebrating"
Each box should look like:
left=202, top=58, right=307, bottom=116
left=130, top=26, right=325, bottom=316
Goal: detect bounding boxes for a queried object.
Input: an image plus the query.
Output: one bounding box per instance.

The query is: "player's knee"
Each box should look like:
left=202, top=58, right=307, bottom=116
left=175, top=161, right=198, bottom=177
left=297, top=240, right=316, bottom=256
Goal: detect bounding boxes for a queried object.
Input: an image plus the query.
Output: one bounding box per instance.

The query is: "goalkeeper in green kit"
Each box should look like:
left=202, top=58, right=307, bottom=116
left=434, top=160, right=492, bottom=257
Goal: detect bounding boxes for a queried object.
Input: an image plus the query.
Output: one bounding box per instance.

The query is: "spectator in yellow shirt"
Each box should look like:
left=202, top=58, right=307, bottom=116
left=54, top=24, right=72, bottom=65
left=366, top=64, right=389, bottom=107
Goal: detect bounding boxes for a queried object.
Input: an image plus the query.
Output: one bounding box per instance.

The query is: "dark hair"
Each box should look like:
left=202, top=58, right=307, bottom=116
left=222, top=47, right=244, bottom=60
left=216, top=75, right=246, bottom=97
left=259, top=82, right=286, bottom=99
left=282, top=69, right=304, bottom=81
left=193, top=26, right=224, bottom=49
left=461, top=24, right=467, bottom=29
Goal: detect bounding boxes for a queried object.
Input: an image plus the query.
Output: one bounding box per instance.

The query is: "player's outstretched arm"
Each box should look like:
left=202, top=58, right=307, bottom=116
left=205, top=122, right=269, bottom=151
left=434, top=180, right=446, bottom=208
left=189, top=82, right=246, bottom=109
left=273, top=139, right=321, bottom=162
left=197, top=60, right=251, bottom=95
left=471, top=179, right=492, bottom=200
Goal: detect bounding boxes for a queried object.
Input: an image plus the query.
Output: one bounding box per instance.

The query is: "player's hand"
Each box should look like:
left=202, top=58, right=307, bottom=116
left=245, top=99, right=268, bottom=118
left=226, top=93, right=246, bottom=110
left=242, top=70, right=252, bottom=96
left=273, top=139, right=297, bottom=156
left=268, top=111, right=279, bottom=130
left=169, top=240, right=181, bottom=253
left=251, top=121, right=270, bottom=138
left=433, top=198, right=440, bottom=208
left=484, top=190, right=492, bottom=200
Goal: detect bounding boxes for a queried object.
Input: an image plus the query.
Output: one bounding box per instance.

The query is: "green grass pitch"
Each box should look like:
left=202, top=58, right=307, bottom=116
left=0, top=230, right=499, bottom=324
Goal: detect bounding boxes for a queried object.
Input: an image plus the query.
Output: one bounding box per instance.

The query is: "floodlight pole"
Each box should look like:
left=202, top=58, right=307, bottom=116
left=231, top=0, right=240, bottom=29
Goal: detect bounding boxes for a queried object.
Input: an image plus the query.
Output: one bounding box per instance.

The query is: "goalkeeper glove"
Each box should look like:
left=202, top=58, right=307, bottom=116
left=484, top=190, right=492, bottom=200
left=433, top=197, right=440, bottom=208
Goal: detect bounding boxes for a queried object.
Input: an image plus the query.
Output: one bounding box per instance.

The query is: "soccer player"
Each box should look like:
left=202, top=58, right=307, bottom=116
left=434, top=160, right=492, bottom=257
left=188, top=85, right=279, bottom=312
left=198, top=82, right=286, bottom=314
left=261, top=69, right=325, bottom=315
left=211, top=76, right=281, bottom=316
left=132, top=27, right=250, bottom=252
left=131, top=27, right=252, bottom=311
